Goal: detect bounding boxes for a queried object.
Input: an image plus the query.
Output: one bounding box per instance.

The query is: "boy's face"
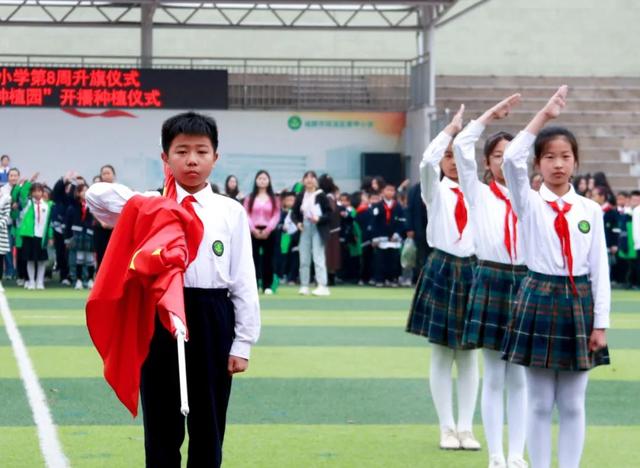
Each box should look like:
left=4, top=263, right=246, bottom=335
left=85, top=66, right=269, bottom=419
left=630, top=195, right=640, bottom=208
left=283, top=194, right=295, bottom=210
left=617, top=194, right=629, bottom=208
left=1, top=157, right=9, bottom=167
left=339, top=195, right=351, bottom=207
left=162, top=134, right=218, bottom=194
left=370, top=194, right=381, bottom=205
left=383, top=186, right=396, bottom=200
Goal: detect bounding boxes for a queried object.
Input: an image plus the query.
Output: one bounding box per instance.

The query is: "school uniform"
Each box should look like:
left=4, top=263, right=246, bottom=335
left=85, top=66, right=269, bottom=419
left=453, top=120, right=527, bottom=351
left=64, top=199, right=96, bottom=283
left=355, top=204, right=375, bottom=284
left=615, top=206, right=636, bottom=285
left=17, top=198, right=53, bottom=262
left=51, top=178, right=73, bottom=281
left=501, top=131, right=610, bottom=371
left=371, top=198, right=405, bottom=284
left=86, top=181, right=261, bottom=468
left=338, top=205, right=361, bottom=283
left=406, top=130, right=476, bottom=349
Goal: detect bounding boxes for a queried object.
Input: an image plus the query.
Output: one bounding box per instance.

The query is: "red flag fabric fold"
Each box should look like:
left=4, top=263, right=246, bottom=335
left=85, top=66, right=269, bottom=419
left=85, top=194, right=202, bottom=416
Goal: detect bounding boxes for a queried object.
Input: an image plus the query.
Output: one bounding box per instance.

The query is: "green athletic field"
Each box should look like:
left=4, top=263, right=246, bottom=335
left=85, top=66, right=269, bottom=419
left=1, top=286, right=638, bottom=467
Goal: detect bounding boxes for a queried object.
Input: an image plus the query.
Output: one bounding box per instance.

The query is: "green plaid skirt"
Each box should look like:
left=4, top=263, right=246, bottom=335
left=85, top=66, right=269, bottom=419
left=406, top=249, right=477, bottom=349
left=462, top=260, right=527, bottom=351
left=502, top=271, right=610, bottom=371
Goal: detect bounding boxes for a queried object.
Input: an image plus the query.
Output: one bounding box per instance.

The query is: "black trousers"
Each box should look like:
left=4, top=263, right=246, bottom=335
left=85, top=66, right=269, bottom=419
left=93, top=224, right=112, bottom=271
left=373, top=247, right=401, bottom=283
left=251, top=232, right=275, bottom=291
left=53, top=231, right=69, bottom=281
left=360, top=244, right=373, bottom=283
left=140, top=288, right=235, bottom=468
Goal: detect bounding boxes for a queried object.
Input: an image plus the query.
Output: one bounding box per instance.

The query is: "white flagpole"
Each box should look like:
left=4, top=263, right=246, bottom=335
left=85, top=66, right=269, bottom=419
left=172, top=315, right=189, bottom=416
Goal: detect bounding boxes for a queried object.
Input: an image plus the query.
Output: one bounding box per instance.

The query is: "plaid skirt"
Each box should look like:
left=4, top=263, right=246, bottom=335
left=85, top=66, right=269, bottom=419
left=462, top=260, right=527, bottom=351
left=406, top=249, right=477, bottom=349
left=502, top=271, right=610, bottom=371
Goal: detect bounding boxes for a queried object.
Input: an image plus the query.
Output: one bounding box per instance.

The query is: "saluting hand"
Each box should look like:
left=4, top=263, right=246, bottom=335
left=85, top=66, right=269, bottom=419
left=444, top=104, right=465, bottom=136
left=541, top=85, right=568, bottom=120
left=479, top=93, right=521, bottom=124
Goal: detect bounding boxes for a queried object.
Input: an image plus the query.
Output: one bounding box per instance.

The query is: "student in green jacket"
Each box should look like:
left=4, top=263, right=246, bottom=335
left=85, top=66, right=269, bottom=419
left=16, top=182, right=53, bottom=290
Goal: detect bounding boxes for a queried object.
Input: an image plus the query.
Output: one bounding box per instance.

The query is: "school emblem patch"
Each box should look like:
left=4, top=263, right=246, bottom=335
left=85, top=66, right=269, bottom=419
left=578, top=220, right=591, bottom=234
left=212, top=240, right=224, bottom=256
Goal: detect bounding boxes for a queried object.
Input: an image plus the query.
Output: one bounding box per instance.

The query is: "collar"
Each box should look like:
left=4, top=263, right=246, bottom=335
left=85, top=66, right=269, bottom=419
left=384, top=198, right=395, bottom=207
left=441, top=177, right=460, bottom=189
left=493, top=180, right=509, bottom=195
left=539, top=183, right=579, bottom=205
left=175, top=182, right=214, bottom=206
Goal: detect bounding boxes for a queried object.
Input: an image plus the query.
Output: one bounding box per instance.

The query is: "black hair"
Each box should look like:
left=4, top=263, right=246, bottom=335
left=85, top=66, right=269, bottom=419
left=484, top=131, right=513, bottom=162
left=8, top=167, right=19, bottom=175
left=161, top=111, right=219, bottom=153
left=618, top=191, right=630, bottom=198
left=630, top=190, right=640, bottom=198
left=224, top=174, right=239, bottom=199
left=74, top=182, right=88, bottom=201
left=382, top=182, right=396, bottom=190
left=0, top=154, right=9, bottom=162
left=100, top=164, right=116, bottom=176
left=573, top=174, right=589, bottom=195
left=211, top=183, right=220, bottom=194
left=591, top=172, right=610, bottom=190
left=303, top=170, right=317, bottom=180
left=350, top=191, right=362, bottom=208
left=319, top=173, right=338, bottom=194
left=30, top=182, right=44, bottom=194
left=248, top=170, right=277, bottom=216
left=534, top=126, right=579, bottom=164
left=339, top=192, right=350, bottom=199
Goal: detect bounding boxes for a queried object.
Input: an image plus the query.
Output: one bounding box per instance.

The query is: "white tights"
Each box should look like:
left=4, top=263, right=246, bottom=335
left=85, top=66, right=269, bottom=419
left=429, top=344, right=479, bottom=432
left=481, top=349, right=527, bottom=460
left=26, top=261, right=47, bottom=286
left=525, top=367, right=589, bottom=468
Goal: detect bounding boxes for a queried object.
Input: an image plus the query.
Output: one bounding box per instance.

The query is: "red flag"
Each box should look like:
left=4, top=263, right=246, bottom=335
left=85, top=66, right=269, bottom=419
left=86, top=194, right=202, bottom=416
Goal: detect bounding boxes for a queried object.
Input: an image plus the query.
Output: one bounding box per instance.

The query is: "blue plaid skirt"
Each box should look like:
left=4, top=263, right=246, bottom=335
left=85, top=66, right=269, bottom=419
left=502, top=271, right=610, bottom=371
left=406, top=249, right=477, bottom=349
left=462, top=260, right=527, bottom=350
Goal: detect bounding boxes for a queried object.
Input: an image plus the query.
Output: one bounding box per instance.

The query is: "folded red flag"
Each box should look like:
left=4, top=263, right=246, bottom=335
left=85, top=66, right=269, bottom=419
left=86, top=194, right=202, bottom=416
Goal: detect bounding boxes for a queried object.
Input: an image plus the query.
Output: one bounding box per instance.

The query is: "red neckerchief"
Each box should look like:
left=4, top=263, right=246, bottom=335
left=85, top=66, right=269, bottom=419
left=383, top=199, right=396, bottom=224
left=35, top=200, right=41, bottom=223
left=489, top=181, right=518, bottom=261
left=547, top=200, right=577, bottom=295
left=81, top=200, right=87, bottom=222
left=601, top=202, right=613, bottom=213
left=450, top=187, right=467, bottom=239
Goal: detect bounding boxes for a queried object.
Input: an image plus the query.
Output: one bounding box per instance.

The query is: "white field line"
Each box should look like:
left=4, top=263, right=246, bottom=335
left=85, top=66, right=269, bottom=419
left=0, top=293, right=69, bottom=467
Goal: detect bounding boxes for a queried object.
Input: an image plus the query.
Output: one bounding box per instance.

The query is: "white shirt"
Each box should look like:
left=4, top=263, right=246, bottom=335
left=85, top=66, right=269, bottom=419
left=502, top=131, right=610, bottom=328
left=632, top=206, right=640, bottom=249
left=32, top=199, right=49, bottom=238
left=453, top=120, right=524, bottom=264
left=421, top=130, right=474, bottom=258
left=86, top=182, right=261, bottom=359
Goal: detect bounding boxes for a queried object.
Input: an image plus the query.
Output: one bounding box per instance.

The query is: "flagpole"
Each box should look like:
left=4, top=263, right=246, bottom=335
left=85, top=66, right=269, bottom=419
left=176, top=329, right=189, bottom=416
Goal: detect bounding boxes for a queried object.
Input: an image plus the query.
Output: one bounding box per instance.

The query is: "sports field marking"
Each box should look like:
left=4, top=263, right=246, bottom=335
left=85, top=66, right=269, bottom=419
left=0, top=293, right=69, bottom=467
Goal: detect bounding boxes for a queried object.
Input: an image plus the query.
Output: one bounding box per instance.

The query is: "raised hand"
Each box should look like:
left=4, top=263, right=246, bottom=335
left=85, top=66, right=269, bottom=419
left=444, top=104, right=465, bottom=136
left=541, top=85, right=568, bottom=120
left=479, top=93, right=521, bottom=124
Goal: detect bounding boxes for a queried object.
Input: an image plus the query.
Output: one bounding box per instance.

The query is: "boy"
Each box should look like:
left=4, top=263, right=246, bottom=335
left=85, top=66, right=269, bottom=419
left=338, top=192, right=361, bottom=283
left=0, top=154, right=10, bottom=187
left=371, top=183, right=405, bottom=287
left=86, top=112, right=260, bottom=467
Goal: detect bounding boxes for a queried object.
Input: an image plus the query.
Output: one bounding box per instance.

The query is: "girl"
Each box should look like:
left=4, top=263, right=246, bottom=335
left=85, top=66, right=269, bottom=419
left=453, top=95, right=528, bottom=468
left=225, top=175, right=242, bottom=201
left=291, top=170, right=332, bottom=296
left=65, top=183, right=96, bottom=290
left=406, top=106, right=481, bottom=451
left=16, top=182, right=53, bottom=290
left=93, top=165, right=116, bottom=271
left=502, top=86, right=610, bottom=468
left=243, top=170, right=281, bottom=295
left=319, top=174, right=342, bottom=286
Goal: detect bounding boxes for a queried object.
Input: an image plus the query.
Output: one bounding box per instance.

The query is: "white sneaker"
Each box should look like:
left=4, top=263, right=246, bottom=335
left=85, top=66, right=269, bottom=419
left=87, top=279, right=94, bottom=289
left=458, top=431, right=481, bottom=450
left=25, top=281, right=35, bottom=290
left=74, top=280, right=84, bottom=290
left=16, top=278, right=24, bottom=286
left=311, top=285, right=330, bottom=296
left=298, top=286, right=310, bottom=295
left=439, top=429, right=460, bottom=450
left=264, top=288, right=273, bottom=295
left=507, top=456, right=528, bottom=468
left=61, top=279, right=71, bottom=286
left=36, top=282, right=45, bottom=290
left=489, top=454, right=507, bottom=468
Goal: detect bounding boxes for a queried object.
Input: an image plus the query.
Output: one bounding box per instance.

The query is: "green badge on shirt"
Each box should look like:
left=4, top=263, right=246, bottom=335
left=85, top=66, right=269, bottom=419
left=212, top=240, right=224, bottom=256
left=578, top=220, right=591, bottom=234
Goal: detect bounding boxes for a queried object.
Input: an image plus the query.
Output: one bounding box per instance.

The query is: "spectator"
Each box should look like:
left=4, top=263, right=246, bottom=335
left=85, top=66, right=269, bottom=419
left=319, top=174, right=341, bottom=286
left=0, top=155, right=10, bottom=187
left=405, top=182, right=430, bottom=283
left=573, top=175, right=589, bottom=196
left=65, top=183, right=96, bottom=289
left=592, top=185, right=619, bottom=274
left=224, top=174, right=242, bottom=201
left=93, top=165, right=116, bottom=270
left=291, top=170, right=332, bottom=296
left=244, top=170, right=280, bottom=294
left=371, top=183, right=405, bottom=287
left=338, top=192, right=361, bottom=283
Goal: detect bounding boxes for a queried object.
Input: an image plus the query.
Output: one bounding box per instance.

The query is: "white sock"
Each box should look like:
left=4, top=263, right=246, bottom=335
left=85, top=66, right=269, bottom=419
left=455, top=348, right=479, bottom=432
left=506, top=361, right=527, bottom=460
left=36, top=261, right=46, bottom=286
left=525, top=367, right=556, bottom=468
left=429, top=344, right=455, bottom=432
left=481, top=349, right=506, bottom=457
left=557, top=371, right=588, bottom=468
left=27, top=261, right=36, bottom=283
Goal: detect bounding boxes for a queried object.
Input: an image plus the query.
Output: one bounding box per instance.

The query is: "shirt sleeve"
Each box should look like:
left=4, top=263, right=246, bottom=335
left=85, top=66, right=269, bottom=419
left=633, top=207, right=640, bottom=249
left=228, top=207, right=261, bottom=359
left=453, top=120, right=485, bottom=206
left=243, top=197, right=256, bottom=231
left=86, top=182, right=159, bottom=227
left=502, top=130, right=537, bottom=219
left=420, top=131, right=452, bottom=206
left=589, top=206, right=611, bottom=328
left=264, top=198, right=281, bottom=235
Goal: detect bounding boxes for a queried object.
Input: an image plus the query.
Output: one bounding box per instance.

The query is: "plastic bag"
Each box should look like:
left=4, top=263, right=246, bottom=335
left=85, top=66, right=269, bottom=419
left=400, top=237, right=417, bottom=269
